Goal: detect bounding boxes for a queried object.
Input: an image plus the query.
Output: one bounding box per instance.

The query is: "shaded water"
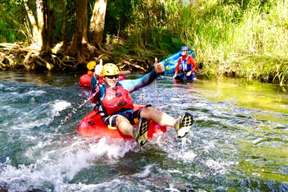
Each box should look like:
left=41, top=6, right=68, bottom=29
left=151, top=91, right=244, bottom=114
left=0, top=71, right=287, bottom=192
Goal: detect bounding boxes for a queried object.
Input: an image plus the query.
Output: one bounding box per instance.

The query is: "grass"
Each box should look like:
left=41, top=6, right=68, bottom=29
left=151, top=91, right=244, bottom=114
left=123, top=0, right=288, bottom=86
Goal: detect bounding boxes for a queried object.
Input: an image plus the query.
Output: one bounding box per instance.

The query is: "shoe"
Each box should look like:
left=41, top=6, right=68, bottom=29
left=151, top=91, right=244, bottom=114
left=135, top=117, right=150, bottom=146
left=175, top=112, right=194, bottom=138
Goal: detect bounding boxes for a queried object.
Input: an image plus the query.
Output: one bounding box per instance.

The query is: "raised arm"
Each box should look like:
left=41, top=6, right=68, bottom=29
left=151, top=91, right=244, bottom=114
left=119, top=70, right=158, bottom=93
left=120, top=61, right=164, bottom=93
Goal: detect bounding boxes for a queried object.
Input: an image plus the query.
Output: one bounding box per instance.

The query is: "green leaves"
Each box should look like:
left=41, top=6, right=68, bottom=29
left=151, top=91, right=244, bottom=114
left=0, top=0, right=26, bottom=42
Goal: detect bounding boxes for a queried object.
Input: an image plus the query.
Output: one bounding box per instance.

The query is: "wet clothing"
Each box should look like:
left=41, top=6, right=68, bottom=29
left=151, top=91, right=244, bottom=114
left=100, top=82, right=134, bottom=115
left=90, top=71, right=158, bottom=126
left=175, top=55, right=197, bottom=80
left=104, top=109, right=137, bottom=127
left=174, top=72, right=195, bottom=81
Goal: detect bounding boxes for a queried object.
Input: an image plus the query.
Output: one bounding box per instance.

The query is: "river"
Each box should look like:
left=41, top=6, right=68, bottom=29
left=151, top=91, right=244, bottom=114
left=0, top=71, right=287, bottom=192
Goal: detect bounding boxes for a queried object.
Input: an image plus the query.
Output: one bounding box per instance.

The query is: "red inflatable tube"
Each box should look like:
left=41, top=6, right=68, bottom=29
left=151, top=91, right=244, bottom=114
left=79, top=73, right=93, bottom=89
left=76, top=104, right=167, bottom=140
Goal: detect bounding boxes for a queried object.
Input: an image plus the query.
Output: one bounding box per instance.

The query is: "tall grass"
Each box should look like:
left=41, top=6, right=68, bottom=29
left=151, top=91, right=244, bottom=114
left=126, top=0, right=288, bottom=85
left=178, top=0, right=288, bottom=85
left=216, top=1, right=288, bottom=85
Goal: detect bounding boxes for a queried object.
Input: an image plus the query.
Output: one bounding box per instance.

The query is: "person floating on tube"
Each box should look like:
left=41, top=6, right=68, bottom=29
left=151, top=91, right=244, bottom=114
left=90, top=61, right=194, bottom=146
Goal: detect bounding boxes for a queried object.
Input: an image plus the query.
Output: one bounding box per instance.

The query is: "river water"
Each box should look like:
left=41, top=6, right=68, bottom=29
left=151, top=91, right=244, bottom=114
left=0, top=71, right=287, bottom=192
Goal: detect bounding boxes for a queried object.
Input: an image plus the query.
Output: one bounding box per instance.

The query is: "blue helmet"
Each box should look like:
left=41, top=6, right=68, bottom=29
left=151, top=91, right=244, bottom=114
left=181, top=45, right=189, bottom=51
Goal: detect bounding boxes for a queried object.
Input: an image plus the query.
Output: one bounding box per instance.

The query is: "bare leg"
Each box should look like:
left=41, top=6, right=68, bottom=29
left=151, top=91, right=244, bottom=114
left=115, top=115, right=134, bottom=137
left=139, top=106, right=177, bottom=127
left=140, top=106, right=193, bottom=138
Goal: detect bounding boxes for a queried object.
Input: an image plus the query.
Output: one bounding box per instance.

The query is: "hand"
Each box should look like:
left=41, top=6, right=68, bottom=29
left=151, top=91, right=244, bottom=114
left=186, top=71, right=192, bottom=76
left=173, top=74, right=177, bottom=79
left=154, top=58, right=164, bottom=74
left=94, top=59, right=103, bottom=76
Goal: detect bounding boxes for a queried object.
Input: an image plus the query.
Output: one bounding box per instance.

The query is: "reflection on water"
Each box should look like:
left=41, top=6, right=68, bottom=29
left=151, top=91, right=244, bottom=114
left=0, top=71, right=78, bottom=87
left=0, top=72, right=287, bottom=192
left=192, top=78, right=288, bottom=120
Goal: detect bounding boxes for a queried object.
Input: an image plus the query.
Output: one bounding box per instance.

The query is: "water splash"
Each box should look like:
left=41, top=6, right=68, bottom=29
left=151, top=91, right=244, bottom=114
left=1, top=73, right=287, bottom=191
left=0, top=137, right=137, bottom=192
left=51, top=100, right=71, bottom=116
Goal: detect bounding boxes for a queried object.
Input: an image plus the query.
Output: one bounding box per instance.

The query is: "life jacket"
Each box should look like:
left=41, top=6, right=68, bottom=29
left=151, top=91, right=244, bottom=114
left=179, top=55, right=192, bottom=72
left=100, top=83, right=134, bottom=115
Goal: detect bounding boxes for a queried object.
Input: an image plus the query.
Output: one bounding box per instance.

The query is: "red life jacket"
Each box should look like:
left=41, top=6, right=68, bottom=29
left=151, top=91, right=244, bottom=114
left=101, top=84, right=134, bottom=115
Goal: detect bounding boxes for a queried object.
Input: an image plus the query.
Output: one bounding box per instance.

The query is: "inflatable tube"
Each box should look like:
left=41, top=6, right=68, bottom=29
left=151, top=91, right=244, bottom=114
left=160, top=50, right=195, bottom=76
left=76, top=104, right=167, bottom=140
left=80, top=73, right=93, bottom=89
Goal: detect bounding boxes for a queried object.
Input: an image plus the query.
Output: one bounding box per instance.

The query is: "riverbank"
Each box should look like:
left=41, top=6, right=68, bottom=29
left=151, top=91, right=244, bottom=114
left=1, top=42, right=287, bottom=88
left=0, top=42, right=164, bottom=73
left=1, top=1, right=288, bottom=86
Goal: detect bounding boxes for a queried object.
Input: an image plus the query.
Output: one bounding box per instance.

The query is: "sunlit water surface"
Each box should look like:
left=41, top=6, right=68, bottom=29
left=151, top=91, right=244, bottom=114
left=0, top=71, right=287, bottom=192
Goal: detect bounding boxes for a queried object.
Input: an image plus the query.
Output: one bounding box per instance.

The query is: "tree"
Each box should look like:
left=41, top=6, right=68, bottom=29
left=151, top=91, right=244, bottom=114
left=23, top=0, right=44, bottom=49
left=89, top=0, right=108, bottom=46
left=68, top=0, right=88, bottom=56
left=23, top=0, right=55, bottom=53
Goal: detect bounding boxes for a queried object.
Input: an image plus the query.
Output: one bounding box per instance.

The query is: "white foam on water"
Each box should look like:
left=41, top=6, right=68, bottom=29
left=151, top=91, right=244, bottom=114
left=58, top=164, right=155, bottom=192
left=59, top=178, right=123, bottom=192
left=9, top=100, right=71, bottom=131
left=133, top=164, right=154, bottom=178
left=178, top=137, right=197, bottom=162
left=204, top=159, right=235, bottom=175
left=164, top=183, right=181, bottom=192
left=0, top=137, right=137, bottom=192
left=24, top=90, right=46, bottom=96
left=10, top=118, right=51, bottom=130
left=158, top=135, right=197, bottom=163
left=0, top=85, right=16, bottom=91
left=202, top=140, right=216, bottom=153
left=24, top=139, right=52, bottom=160
left=178, top=150, right=197, bottom=162
left=50, top=100, right=71, bottom=116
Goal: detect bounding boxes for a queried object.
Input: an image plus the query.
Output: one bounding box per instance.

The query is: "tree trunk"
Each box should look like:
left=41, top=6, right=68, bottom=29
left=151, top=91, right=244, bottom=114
left=47, top=5, right=55, bottom=49
left=23, top=0, right=43, bottom=49
left=89, top=0, right=108, bottom=46
left=36, top=0, right=44, bottom=31
left=59, top=0, right=69, bottom=50
left=41, top=0, right=49, bottom=52
left=69, top=0, right=88, bottom=57
left=82, top=0, right=88, bottom=44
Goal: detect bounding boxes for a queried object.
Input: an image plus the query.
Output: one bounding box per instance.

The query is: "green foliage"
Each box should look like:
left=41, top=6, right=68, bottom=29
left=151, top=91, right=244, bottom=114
left=113, top=0, right=287, bottom=85
left=121, top=0, right=185, bottom=56
left=104, top=0, right=133, bottom=37
left=173, top=0, right=288, bottom=86
left=0, top=0, right=287, bottom=85
left=0, top=0, right=26, bottom=42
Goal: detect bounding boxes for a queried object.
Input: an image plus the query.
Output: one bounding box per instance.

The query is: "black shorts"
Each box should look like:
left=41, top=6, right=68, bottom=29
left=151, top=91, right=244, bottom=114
left=103, top=105, right=151, bottom=127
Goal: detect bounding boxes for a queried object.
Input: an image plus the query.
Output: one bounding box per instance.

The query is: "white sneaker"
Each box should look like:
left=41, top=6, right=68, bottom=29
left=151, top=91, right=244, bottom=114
left=135, top=117, right=150, bottom=146
left=175, top=112, right=194, bottom=138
